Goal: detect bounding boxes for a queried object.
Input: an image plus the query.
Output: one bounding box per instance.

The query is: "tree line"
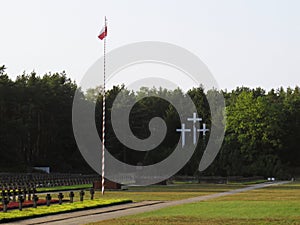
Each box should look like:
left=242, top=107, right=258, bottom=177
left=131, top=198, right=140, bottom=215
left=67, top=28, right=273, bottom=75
left=0, top=66, right=299, bottom=178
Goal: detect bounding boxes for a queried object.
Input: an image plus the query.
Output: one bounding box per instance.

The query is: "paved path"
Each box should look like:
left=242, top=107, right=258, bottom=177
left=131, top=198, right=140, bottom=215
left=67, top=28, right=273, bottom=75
left=6, top=181, right=290, bottom=225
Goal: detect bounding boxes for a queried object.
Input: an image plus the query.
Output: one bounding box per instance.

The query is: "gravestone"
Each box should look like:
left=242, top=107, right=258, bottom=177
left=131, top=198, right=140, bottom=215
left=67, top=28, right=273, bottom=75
left=69, top=191, right=74, bottom=203
left=90, top=188, right=95, bottom=200
left=46, top=194, right=51, bottom=206
left=12, top=189, right=17, bottom=202
left=18, top=195, right=24, bottom=211
left=33, top=195, right=39, bottom=208
left=58, top=193, right=64, bottom=205
left=79, top=190, right=85, bottom=202
left=3, top=197, right=9, bottom=212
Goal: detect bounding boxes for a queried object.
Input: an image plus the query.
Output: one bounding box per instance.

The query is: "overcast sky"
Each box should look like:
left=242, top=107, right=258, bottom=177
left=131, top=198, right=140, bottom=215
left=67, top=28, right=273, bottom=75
left=1, top=0, right=299, bottom=91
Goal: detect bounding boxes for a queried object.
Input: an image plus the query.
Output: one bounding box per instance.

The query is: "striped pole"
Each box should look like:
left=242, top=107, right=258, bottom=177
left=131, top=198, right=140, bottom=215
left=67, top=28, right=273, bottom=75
left=101, top=16, right=107, bottom=195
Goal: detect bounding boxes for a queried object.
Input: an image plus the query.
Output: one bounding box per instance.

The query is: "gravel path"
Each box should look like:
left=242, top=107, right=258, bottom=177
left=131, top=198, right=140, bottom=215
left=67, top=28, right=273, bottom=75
left=6, top=181, right=290, bottom=225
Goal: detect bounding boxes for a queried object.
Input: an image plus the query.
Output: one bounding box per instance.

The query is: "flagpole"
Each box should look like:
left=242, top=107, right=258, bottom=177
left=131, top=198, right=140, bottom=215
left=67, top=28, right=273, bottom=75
left=101, top=16, right=107, bottom=196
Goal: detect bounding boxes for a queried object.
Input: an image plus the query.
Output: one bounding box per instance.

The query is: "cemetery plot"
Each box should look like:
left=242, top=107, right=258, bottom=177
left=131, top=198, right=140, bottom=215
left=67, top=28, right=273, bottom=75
left=1, top=190, right=81, bottom=212
left=0, top=173, right=101, bottom=191
left=0, top=175, right=132, bottom=224
left=0, top=199, right=132, bottom=223
left=0, top=199, right=64, bottom=210
left=0, top=172, right=114, bottom=221
left=0, top=172, right=104, bottom=211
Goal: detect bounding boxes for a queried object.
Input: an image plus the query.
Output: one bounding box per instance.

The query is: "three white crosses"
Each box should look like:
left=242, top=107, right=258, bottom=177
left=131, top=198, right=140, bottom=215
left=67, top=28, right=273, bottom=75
left=176, top=112, right=209, bottom=147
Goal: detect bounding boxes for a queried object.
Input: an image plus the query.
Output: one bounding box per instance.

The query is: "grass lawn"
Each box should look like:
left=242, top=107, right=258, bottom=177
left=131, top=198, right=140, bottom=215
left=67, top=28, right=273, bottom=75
left=36, top=183, right=246, bottom=202
left=36, top=184, right=92, bottom=192
left=0, top=198, right=131, bottom=223
left=88, top=182, right=300, bottom=225
left=0, top=183, right=245, bottom=223
left=92, top=183, right=246, bottom=202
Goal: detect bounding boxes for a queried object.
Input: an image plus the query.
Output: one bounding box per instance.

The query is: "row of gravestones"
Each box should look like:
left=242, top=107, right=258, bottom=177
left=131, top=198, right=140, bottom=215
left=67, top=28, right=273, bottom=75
left=1, top=189, right=96, bottom=213
left=1, top=187, right=37, bottom=202
left=0, top=173, right=100, bottom=182
left=0, top=174, right=101, bottom=190
left=0, top=178, right=93, bottom=189
left=0, top=174, right=100, bottom=187
left=13, top=178, right=93, bottom=188
left=0, top=173, right=91, bottom=181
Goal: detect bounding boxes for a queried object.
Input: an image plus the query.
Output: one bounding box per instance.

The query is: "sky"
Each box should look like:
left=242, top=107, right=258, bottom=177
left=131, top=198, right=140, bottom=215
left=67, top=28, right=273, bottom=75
left=1, top=0, right=300, bottom=91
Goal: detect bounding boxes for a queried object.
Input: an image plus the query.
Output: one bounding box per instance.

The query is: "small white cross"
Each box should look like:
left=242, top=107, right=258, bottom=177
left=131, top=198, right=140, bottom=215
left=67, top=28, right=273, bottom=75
left=176, top=123, right=191, bottom=148
left=187, top=112, right=202, bottom=123
left=197, top=123, right=209, bottom=136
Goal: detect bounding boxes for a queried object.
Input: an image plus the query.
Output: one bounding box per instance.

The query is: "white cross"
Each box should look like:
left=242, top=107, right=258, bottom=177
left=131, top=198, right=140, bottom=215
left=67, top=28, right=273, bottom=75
left=176, top=123, right=191, bottom=148
left=197, top=123, right=209, bottom=136
left=187, top=112, right=202, bottom=123
left=187, top=113, right=202, bottom=145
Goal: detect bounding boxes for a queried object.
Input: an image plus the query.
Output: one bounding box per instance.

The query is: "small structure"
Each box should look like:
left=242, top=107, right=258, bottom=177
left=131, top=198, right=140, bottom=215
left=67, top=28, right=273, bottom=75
left=33, top=167, right=50, bottom=174
left=93, top=179, right=121, bottom=190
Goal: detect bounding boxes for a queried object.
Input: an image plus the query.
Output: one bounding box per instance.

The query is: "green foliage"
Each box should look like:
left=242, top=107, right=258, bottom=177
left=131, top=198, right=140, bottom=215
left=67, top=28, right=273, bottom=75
left=211, top=86, right=300, bottom=178
left=36, top=184, right=92, bottom=192
left=0, top=65, right=299, bottom=177
left=0, top=67, right=92, bottom=172
left=103, top=183, right=243, bottom=202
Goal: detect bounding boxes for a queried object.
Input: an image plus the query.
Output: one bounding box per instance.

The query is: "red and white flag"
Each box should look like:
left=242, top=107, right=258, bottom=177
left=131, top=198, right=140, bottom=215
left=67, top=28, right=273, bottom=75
left=98, top=25, right=107, bottom=40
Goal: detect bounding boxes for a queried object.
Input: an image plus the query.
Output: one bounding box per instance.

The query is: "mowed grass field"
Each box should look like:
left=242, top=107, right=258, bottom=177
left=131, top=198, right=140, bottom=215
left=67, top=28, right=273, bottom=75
left=88, top=182, right=300, bottom=225
left=95, top=183, right=245, bottom=202
left=38, top=183, right=245, bottom=202
left=0, top=183, right=246, bottom=222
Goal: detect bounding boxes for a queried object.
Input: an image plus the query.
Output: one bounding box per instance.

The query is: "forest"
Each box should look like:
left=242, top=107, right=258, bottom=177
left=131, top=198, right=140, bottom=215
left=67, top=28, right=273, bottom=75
left=0, top=65, right=299, bottom=178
